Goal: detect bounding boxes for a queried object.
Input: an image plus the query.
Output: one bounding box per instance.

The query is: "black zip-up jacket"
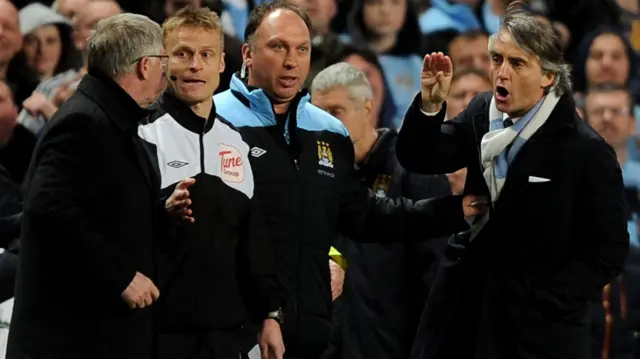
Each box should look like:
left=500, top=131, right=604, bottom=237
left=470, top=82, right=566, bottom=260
left=340, top=128, right=452, bottom=359
left=138, top=90, right=285, bottom=331
left=215, top=74, right=470, bottom=357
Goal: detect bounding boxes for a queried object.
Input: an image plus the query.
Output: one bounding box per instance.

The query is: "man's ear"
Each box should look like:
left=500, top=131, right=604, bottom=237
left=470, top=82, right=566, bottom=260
left=241, top=43, right=252, bottom=67
left=219, top=52, right=226, bottom=74
left=136, top=57, right=151, bottom=80
left=541, top=71, right=555, bottom=89
left=363, top=98, right=374, bottom=124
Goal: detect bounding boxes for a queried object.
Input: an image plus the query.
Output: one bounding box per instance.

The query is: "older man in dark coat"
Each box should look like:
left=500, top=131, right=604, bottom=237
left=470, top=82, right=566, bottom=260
left=6, top=13, right=187, bottom=359
left=396, top=5, right=629, bottom=359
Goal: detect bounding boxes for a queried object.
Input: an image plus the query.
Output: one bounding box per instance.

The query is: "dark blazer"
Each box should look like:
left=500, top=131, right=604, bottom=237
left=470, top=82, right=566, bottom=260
left=6, top=71, right=164, bottom=359
left=340, top=128, right=452, bottom=359
left=397, top=92, right=629, bottom=359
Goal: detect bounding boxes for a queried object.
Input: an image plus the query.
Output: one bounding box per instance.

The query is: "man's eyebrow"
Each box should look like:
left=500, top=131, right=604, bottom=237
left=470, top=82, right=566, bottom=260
left=267, top=38, right=311, bottom=46
left=507, top=55, right=527, bottom=63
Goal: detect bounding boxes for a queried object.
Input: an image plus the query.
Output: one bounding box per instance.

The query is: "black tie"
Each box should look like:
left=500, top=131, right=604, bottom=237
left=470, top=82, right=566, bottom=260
left=504, top=118, right=514, bottom=155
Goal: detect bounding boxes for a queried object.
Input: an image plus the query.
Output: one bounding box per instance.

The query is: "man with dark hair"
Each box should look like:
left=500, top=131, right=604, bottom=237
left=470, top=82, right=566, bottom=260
left=397, top=4, right=629, bottom=359
left=215, top=1, right=485, bottom=359
left=447, top=29, right=490, bottom=73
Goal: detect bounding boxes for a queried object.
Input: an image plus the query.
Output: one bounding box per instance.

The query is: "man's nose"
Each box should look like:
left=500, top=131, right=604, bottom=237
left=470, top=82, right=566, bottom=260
left=284, top=52, right=298, bottom=69
left=496, top=63, right=509, bottom=79
left=189, top=56, right=204, bottom=70
left=601, top=55, right=616, bottom=68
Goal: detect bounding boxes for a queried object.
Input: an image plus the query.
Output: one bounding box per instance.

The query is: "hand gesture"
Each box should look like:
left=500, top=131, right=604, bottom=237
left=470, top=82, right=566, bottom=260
left=258, top=319, right=285, bottom=359
left=165, top=178, right=196, bottom=223
left=121, top=272, right=160, bottom=309
left=329, top=259, right=344, bottom=301
left=462, top=195, right=489, bottom=218
left=421, top=52, right=453, bottom=112
left=22, top=92, right=57, bottom=119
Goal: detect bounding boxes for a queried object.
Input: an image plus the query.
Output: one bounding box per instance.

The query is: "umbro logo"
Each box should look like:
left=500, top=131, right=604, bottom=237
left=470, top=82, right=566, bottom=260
left=167, top=160, right=188, bottom=168
left=250, top=147, right=267, bottom=157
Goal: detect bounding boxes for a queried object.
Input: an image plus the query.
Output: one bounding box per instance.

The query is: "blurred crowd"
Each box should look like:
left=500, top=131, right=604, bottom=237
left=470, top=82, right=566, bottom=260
left=2, top=0, right=640, bottom=358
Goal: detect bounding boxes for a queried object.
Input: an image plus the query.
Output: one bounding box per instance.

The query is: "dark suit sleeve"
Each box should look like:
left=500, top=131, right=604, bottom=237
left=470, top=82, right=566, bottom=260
left=396, top=93, right=482, bottom=174
left=337, top=137, right=469, bottom=242
left=237, top=196, right=287, bottom=323
left=561, top=139, right=629, bottom=300
left=24, top=114, right=136, bottom=296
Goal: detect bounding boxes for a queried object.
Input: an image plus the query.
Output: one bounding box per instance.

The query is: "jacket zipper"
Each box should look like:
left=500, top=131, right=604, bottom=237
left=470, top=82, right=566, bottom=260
left=200, top=120, right=206, bottom=174
left=283, top=113, right=301, bottom=339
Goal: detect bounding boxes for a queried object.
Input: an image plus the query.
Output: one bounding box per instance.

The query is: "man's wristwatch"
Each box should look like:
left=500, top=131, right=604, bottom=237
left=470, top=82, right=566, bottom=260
left=266, top=307, right=284, bottom=324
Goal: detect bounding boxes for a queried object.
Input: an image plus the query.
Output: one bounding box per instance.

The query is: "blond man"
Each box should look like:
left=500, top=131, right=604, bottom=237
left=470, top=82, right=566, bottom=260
left=137, top=6, right=285, bottom=359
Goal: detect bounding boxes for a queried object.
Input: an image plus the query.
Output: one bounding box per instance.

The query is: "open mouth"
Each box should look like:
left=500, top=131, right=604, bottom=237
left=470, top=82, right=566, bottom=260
left=182, top=79, right=206, bottom=85
left=495, top=85, right=510, bottom=101
left=279, top=76, right=298, bottom=87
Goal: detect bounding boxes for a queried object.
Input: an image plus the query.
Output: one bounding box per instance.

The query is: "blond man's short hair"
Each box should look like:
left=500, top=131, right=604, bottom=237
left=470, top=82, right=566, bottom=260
left=162, top=5, right=224, bottom=48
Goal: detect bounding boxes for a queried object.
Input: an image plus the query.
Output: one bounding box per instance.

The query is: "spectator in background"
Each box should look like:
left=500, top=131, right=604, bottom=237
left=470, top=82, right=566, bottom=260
left=13, top=3, right=81, bottom=127
left=285, top=0, right=348, bottom=88
left=286, top=0, right=398, bottom=128
left=442, top=68, right=491, bottom=195
left=345, top=0, right=424, bottom=129
left=5, top=13, right=172, bottom=359
left=0, top=1, right=22, bottom=82
left=584, top=83, right=637, bottom=359
left=585, top=84, right=640, bottom=247
left=0, top=3, right=36, bottom=185
left=572, top=27, right=640, bottom=162
left=310, top=62, right=452, bottom=359
left=444, top=67, right=491, bottom=121
left=447, top=30, right=490, bottom=73
left=419, top=0, right=501, bottom=35
left=573, top=27, right=638, bottom=101
left=52, top=0, right=89, bottom=20
left=18, top=0, right=123, bottom=137
left=17, top=3, right=80, bottom=84
left=339, top=46, right=396, bottom=129
left=0, top=80, right=19, bottom=304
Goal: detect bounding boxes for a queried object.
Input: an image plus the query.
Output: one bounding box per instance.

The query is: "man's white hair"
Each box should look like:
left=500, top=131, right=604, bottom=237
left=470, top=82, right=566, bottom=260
left=311, top=62, right=373, bottom=102
left=87, top=13, right=163, bottom=79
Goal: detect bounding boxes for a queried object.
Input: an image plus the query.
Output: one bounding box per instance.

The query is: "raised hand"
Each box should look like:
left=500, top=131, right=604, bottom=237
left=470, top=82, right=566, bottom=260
left=421, top=52, right=454, bottom=113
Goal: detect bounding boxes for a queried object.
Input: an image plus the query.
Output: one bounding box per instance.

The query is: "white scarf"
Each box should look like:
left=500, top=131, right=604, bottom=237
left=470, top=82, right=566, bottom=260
left=468, top=91, right=561, bottom=240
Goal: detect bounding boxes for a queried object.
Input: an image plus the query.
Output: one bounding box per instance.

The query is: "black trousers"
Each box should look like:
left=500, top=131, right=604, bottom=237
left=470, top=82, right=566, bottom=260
left=158, top=329, right=240, bottom=359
